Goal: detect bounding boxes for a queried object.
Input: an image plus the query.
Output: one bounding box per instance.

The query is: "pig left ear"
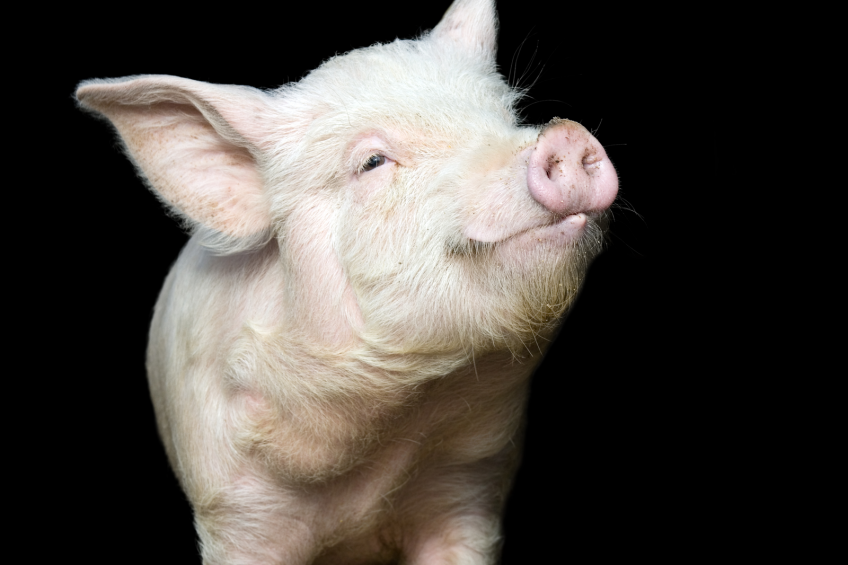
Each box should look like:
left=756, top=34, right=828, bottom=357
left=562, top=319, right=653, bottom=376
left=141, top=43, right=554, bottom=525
left=431, top=0, right=498, bottom=63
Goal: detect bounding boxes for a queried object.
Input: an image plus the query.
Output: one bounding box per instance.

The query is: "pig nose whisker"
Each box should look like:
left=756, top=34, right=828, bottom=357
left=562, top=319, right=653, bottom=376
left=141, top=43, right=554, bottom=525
left=591, top=118, right=604, bottom=137
left=513, top=39, right=545, bottom=93
left=607, top=229, right=646, bottom=258
left=509, top=35, right=538, bottom=91
left=518, top=98, right=573, bottom=114
left=507, top=35, right=525, bottom=87
left=611, top=197, right=645, bottom=223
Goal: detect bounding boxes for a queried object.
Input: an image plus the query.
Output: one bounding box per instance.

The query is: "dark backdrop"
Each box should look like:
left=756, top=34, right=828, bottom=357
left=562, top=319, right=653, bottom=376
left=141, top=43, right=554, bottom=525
left=44, top=1, right=714, bottom=562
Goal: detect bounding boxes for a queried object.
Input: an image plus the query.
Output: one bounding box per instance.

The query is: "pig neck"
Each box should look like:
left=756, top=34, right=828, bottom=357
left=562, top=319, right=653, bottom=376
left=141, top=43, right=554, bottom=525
left=236, top=306, right=552, bottom=414
left=220, top=243, right=551, bottom=483
left=238, top=240, right=556, bottom=407
left=232, top=317, right=542, bottom=424
left=227, top=325, right=538, bottom=485
left=273, top=235, right=363, bottom=349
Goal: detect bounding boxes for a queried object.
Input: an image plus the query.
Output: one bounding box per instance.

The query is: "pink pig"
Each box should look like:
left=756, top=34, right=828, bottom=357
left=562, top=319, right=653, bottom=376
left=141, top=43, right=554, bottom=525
left=76, top=0, right=617, bottom=563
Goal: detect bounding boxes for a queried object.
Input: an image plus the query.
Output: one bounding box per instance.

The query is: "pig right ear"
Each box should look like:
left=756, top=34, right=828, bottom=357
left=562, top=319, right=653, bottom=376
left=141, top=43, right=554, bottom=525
left=431, top=0, right=498, bottom=63
left=76, top=75, right=275, bottom=253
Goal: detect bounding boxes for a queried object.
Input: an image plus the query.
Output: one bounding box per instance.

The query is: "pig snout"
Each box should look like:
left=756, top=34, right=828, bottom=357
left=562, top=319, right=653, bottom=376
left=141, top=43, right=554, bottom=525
left=527, top=119, right=618, bottom=217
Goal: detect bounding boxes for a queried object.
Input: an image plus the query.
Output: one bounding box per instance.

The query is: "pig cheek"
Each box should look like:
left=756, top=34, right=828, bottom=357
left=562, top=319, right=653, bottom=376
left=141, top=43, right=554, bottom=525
left=341, top=283, right=364, bottom=333
left=333, top=170, right=403, bottom=329
left=349, top=163, right=394, bottom=207
left=286, top=201, right=365, bottom=345
left=461, top=152, right=551, bottom=244
left=342, top=166, right=409, bottom=265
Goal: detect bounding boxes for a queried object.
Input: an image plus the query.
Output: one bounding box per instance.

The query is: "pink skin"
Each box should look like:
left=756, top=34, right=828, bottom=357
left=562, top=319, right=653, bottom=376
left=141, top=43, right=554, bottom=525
left=526, top=119, right=618, bottom=219
left=463, top=120, right=617, bottom=248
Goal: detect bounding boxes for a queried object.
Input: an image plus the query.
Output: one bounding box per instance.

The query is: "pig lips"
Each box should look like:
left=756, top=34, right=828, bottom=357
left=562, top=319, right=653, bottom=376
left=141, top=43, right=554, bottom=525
left=464, top=205, right=597, bottom=248
left=481, top=211, right=594, bottom=247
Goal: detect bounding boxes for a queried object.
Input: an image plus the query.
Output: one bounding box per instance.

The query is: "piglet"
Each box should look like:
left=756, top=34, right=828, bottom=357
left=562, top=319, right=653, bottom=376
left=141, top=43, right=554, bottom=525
left=76, top=0, right=617, bottom=563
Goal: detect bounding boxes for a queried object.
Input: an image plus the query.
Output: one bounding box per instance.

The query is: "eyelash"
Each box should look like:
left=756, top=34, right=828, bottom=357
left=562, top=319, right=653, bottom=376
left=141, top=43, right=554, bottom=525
left=360, top=154, right=387, bottom=173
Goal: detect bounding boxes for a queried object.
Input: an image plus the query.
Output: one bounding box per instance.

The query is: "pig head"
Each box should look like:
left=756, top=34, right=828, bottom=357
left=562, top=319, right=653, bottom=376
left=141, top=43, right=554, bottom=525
left=76, top=0, right=617, bottom=563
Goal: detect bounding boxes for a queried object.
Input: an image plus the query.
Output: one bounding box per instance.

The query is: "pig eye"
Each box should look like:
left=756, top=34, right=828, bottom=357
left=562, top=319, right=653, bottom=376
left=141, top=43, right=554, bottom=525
left=360, top=154, right=386, bottom=172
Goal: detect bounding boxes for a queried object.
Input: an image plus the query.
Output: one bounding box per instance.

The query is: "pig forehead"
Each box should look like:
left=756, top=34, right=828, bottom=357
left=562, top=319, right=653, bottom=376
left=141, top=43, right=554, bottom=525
left=288, top=40, right=519, bottom=126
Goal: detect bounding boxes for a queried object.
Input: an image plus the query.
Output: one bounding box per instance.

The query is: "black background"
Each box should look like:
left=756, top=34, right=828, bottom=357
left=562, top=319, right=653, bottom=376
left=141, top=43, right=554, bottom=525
left=41, top=1, right=720, bottom=562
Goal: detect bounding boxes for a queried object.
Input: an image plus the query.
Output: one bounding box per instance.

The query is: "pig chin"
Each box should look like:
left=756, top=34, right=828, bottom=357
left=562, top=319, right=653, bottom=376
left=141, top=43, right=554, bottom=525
left=444, top=211, right=607, bottom=354
left=501, top=213, right=606, bottom=335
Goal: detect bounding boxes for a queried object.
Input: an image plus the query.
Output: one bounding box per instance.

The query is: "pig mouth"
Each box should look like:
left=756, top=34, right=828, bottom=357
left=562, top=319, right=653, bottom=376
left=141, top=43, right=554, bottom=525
left=498, top=211, right=596, bottom=241
left=462, top=210, right=600, bottom=251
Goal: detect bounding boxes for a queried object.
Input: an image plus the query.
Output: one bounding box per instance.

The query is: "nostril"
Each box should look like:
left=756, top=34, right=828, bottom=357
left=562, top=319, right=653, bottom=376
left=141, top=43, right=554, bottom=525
left=582, top=151, right=601, bottom=176
left=528, top=123, right=618, bottom=215
left=545, top=155, right=561, bottom=180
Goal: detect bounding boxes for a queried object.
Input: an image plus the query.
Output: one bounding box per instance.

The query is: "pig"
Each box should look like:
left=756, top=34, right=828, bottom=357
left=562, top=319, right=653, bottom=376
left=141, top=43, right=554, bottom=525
left=75, top=0, right=618, bottom=562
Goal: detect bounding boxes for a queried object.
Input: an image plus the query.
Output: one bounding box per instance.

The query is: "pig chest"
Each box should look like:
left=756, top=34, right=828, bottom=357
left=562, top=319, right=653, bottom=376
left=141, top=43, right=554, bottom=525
left=236, top=352, right=533, bottom=486
left=232, top=355, right=533, bottom=561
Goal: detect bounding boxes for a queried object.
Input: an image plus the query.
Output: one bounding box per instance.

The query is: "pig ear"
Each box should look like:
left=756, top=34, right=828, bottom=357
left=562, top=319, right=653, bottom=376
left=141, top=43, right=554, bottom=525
left=431, top=0, right=498, bottom=63
left=76, top=75, right=275, bottom=252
